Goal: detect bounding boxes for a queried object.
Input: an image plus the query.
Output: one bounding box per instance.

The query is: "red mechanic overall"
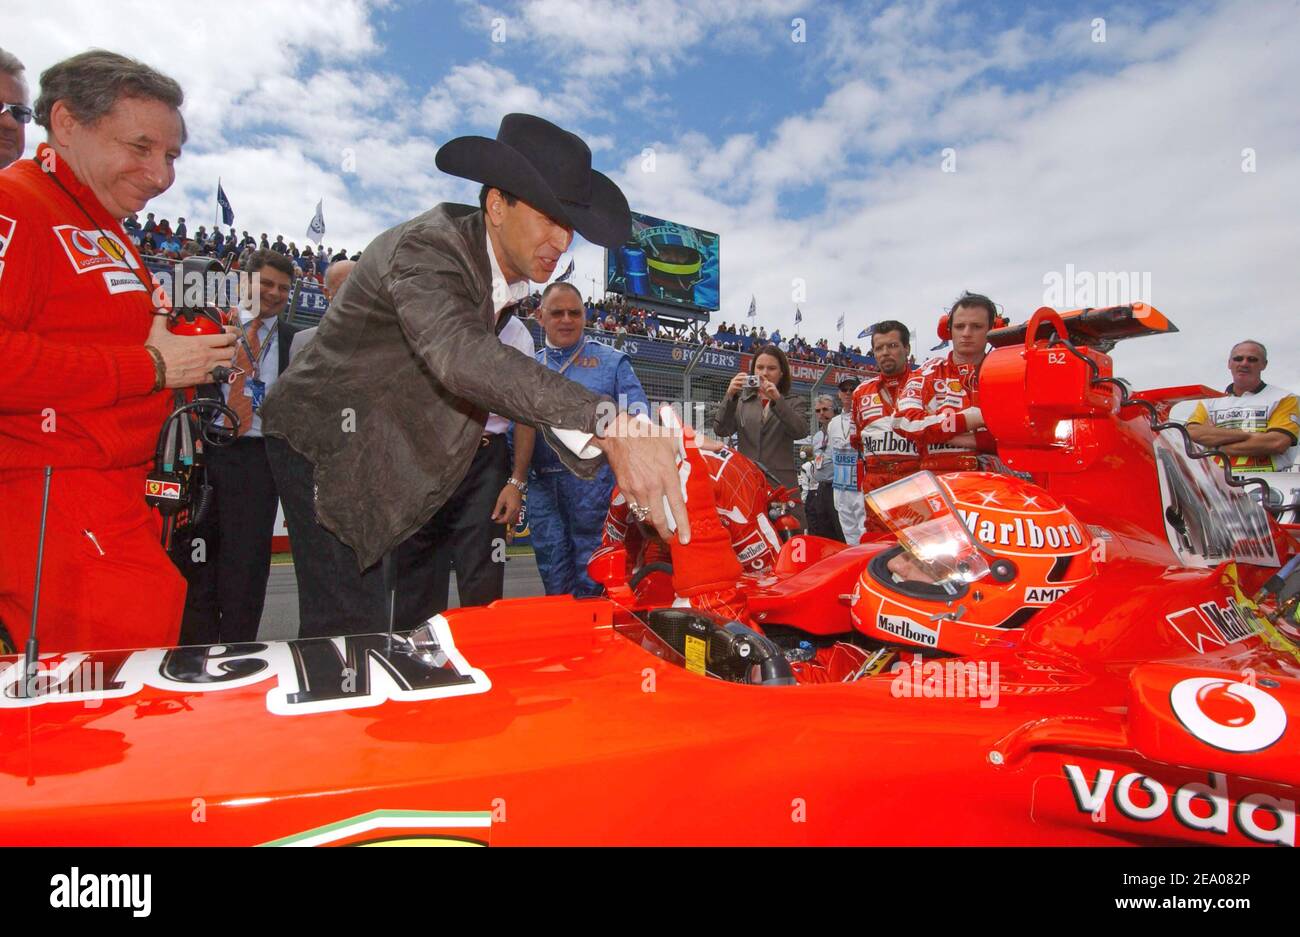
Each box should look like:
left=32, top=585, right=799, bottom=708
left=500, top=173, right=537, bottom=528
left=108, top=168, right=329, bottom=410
left=850, top=366, right=920, bottom=535
left=893, top=351, right=995, bottom=466
left=0, top=145, right=184, bottom=653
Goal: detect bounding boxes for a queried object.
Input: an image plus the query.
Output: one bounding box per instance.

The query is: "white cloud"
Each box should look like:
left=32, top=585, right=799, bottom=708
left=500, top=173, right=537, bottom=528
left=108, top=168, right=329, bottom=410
left=4, top=0, right=1296, bottom=404
left=590, top=0, right=1300, bottom=396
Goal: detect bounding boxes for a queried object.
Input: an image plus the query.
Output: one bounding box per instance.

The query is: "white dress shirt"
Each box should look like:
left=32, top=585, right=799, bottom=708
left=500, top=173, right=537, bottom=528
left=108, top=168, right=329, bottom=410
left=486, top=230, right=601, bottom=458
left=216, top=310, right=280, bottom=437
left=484, top=315, right=536, bottom=435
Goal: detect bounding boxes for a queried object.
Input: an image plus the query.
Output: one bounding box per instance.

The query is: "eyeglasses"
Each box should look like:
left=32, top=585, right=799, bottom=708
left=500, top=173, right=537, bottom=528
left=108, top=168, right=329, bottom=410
left=1232, top=355, right=1261, bottom=363
left=0, top=102, right=33, bottom=124
left=546, top=308, right=585, bottom=318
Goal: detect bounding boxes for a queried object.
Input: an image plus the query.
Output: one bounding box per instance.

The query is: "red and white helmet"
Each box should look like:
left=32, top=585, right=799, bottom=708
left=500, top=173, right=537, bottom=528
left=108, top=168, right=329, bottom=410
left=851, top=471, right=1096, bottom=656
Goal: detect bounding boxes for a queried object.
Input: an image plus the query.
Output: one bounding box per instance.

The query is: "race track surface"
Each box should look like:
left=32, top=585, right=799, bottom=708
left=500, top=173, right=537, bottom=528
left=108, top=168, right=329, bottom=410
left=257, top=553, right=547, bottom=641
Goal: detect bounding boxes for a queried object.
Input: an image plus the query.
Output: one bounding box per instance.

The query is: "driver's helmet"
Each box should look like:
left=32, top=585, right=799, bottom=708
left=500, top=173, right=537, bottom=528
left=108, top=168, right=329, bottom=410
left=850, top=471, right=1095, bottom=656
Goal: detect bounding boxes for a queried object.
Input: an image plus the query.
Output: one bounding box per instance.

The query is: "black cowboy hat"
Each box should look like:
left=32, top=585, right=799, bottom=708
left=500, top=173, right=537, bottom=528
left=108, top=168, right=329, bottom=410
left=435, top=113, right=631, bottom=250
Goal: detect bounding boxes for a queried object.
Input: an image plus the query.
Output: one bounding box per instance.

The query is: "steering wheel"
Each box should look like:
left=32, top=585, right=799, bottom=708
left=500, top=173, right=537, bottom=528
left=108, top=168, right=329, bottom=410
left=628, top=561, right=673, bottom=592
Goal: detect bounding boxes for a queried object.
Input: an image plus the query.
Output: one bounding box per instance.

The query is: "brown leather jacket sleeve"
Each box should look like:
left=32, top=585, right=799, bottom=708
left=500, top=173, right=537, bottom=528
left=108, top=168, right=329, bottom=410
left=387, top=224, right=607, bottom=476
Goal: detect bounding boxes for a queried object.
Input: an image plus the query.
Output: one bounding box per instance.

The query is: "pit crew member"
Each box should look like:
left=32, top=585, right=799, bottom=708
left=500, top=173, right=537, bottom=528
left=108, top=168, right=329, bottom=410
left=529, top=281, right=649, bottom=597
left=851, top=320, right=920, bottom=535
left=0, top=51, right=236, bottom=653
left=894, top=292, right=1003, bottom=464
left=1186, top=340, right=1298, bottom=475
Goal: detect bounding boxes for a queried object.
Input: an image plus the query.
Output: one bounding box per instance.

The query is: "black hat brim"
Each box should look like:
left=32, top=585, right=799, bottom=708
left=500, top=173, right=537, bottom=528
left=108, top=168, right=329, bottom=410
left=436, top=136, right=630, bottom=250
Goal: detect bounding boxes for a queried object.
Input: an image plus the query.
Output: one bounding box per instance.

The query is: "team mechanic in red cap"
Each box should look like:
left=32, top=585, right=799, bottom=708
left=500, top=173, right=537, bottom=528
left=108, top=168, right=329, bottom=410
left=0, top=51, right=236, bottom=653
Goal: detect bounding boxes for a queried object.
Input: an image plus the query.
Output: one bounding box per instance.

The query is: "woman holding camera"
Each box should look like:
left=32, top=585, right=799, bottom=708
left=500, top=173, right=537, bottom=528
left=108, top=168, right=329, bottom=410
left=714, top=344, right=809, bottom=529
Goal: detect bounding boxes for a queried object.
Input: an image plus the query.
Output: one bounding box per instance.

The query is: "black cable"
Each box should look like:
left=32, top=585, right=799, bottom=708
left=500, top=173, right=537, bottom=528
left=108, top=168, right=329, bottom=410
left=1046, top=333, right=1272, bottom=499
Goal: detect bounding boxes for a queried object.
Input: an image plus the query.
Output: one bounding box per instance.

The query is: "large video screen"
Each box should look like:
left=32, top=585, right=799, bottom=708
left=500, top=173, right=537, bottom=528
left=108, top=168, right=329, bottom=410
left=605, top=211, right=720, bottom=311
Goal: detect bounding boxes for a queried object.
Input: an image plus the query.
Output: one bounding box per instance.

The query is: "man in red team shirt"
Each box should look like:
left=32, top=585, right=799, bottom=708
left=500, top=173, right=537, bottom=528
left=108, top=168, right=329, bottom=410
left=894, top=292, right=1000, bottom=463
left=0, top=51, right=236, bottom=654
left=851, top=320, right=921, bottom=535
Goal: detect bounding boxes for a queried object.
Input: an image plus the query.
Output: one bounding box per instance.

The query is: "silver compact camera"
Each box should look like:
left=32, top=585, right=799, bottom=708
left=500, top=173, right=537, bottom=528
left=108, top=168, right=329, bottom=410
left=745, top=374, right=761, bottom=389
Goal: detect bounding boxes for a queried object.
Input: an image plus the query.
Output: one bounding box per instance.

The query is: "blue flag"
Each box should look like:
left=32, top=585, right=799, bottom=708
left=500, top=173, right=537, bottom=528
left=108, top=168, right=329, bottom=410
left=216, top=180, right=234, bottom=225
left=857, top=327, right=870, bottom=339
left=794, top=306, right=803, bottom=326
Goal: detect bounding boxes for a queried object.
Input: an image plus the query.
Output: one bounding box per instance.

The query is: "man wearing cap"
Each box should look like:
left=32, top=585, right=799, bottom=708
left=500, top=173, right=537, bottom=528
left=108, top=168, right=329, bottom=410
left=262, top=113, right=690, bottom=635
left=828, top=377, right=865, bottom=544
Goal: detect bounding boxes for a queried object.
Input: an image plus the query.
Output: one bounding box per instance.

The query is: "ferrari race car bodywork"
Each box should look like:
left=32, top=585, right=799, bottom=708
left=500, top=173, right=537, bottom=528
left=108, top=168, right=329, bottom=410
left=1, top=305, right=1297, bottom=847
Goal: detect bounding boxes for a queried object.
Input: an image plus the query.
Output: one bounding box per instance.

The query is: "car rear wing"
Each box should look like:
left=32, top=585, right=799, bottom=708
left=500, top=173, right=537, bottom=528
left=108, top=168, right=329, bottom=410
left=989, top=303, right=1177, bottom=352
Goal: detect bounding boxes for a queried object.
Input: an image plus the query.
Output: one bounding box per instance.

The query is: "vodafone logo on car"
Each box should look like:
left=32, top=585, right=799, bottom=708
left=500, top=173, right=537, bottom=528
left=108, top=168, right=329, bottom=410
left=1169, top=676, right=1287, bottom=753
left=1063, top=764, right=1294, bottom=846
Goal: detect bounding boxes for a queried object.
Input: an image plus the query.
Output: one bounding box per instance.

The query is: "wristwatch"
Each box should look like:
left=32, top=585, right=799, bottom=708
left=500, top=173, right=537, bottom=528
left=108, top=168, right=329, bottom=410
left=507, top=476, right=528, bottom=494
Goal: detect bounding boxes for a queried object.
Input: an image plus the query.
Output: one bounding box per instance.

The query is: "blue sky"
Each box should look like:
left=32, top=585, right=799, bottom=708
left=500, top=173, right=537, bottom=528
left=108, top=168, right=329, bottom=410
left=6, top=0, right=1299, bottom=398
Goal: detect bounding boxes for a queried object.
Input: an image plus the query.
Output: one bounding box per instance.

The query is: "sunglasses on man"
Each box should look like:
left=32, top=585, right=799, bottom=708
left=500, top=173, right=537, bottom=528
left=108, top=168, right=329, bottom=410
left=1232, top=355, right=1261, bottom=363
left=0, top=103, right=33, bottom=124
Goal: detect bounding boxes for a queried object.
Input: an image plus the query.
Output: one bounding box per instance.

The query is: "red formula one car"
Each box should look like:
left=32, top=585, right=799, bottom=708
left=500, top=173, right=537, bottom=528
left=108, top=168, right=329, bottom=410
left=1, top=305, right=1297, bottom=847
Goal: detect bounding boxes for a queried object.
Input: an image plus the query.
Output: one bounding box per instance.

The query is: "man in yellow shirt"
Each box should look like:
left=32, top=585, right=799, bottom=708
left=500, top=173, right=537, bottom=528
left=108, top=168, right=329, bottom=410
left=1187, top=340, right=1299, bottom=474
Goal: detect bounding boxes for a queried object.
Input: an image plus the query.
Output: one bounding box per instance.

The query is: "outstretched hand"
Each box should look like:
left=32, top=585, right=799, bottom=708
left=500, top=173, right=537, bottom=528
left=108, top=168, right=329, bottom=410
left=595, top=411, right=691, bottom=545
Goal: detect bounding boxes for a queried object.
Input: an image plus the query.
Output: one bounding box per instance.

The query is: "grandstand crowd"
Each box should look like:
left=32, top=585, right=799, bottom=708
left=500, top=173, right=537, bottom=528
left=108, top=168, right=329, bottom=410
left=126, top=214, right=877, bottom=364
left=123, top=212, right=360, bottom=285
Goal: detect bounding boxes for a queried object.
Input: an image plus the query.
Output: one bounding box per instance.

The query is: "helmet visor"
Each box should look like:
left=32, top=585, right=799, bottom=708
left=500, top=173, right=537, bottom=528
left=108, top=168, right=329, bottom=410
left=865, top=471, right=990, bottom=589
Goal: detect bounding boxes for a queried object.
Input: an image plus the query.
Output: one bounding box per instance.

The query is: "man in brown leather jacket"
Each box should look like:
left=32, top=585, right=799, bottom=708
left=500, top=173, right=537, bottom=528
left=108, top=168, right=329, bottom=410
left=263, top=114, right=689, bottom=635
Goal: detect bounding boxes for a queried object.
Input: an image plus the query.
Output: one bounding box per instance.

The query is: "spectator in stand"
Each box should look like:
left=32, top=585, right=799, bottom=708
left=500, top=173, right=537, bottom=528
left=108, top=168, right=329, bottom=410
left=259, top=232, right=269, bottom=249
left=142, top=211, right=156, bottom=235
left=195, top=224, right=207, bottom=243
left=715, top=344, right=809, bottom=529
left=0, top=49, right=29, bottom=168
left=271, top=234, right=287, bottom=254
left=175, top=216, right=186, bottom=240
